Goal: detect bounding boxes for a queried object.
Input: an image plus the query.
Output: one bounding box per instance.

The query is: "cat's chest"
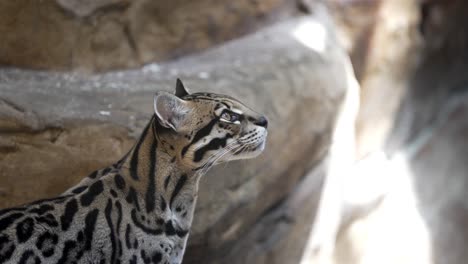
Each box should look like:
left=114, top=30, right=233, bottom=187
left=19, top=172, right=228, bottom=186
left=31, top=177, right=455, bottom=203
left=123, top=219, right=189, bottom=264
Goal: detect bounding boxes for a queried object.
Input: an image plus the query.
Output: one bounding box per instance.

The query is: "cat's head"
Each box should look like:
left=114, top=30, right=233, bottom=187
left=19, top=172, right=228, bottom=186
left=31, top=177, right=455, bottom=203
left=154, top=79, right=268, bottom=170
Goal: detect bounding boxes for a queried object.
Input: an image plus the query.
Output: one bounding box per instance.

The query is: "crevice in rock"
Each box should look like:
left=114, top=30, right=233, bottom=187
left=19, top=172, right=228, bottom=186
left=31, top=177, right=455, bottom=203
left=0, top=98, right=26, bottom=114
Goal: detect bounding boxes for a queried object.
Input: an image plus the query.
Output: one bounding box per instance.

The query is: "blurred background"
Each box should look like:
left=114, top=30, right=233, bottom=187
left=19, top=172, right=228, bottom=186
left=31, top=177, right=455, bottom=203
left=0, top=0, right=467, bottom=263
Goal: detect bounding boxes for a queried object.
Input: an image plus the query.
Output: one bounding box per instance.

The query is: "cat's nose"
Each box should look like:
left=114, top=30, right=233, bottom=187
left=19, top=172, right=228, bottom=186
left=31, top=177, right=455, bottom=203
left=254, top=116, right=268, bottom=128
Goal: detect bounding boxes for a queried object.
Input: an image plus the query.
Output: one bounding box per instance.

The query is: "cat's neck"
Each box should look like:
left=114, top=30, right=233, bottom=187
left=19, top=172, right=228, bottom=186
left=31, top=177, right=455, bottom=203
left=120, top=116, right=199, bottom=216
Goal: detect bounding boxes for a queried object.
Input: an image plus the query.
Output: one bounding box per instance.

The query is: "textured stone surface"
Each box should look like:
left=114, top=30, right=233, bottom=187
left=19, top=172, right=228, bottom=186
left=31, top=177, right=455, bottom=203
left=338, top=0, right=421, bottom=158
left=0, top=9, right=354, bottom=262
left=0, top=0, right=296, bottom=72
left=325, top=0, right=381, bottom=81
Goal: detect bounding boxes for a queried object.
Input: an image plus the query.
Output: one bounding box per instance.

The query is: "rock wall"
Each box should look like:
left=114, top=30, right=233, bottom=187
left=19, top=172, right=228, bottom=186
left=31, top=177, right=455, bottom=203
left=326, top=1, right=468, bottom=264
left=0, top=5, right=357, bottom=263
left=0, top=0, right=296, bottom=72
left=386, top=1, right=468, bottom=263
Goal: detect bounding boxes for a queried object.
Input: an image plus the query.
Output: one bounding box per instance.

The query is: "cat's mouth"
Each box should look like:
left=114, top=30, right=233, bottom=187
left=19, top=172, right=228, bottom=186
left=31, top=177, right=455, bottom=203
left=253, top=138, right=266, bottom=152
left=233, top=130, right=267, bottom=158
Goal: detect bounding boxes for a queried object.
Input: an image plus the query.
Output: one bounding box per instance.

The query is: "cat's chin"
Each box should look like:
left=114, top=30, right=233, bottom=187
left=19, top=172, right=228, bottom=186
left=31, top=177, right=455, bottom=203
left=248, top=140, right=267, bottom=158
left=229, top=140, right=267, bottom=161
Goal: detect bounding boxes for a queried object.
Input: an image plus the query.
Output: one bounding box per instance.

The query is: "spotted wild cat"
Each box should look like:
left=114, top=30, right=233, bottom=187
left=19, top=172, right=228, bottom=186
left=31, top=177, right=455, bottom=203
left=0, top=79, right=268, bottom=264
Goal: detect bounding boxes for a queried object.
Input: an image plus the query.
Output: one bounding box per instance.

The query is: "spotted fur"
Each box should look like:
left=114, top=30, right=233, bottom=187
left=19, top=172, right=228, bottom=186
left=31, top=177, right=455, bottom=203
left=0, top=79, right=268, bottom=264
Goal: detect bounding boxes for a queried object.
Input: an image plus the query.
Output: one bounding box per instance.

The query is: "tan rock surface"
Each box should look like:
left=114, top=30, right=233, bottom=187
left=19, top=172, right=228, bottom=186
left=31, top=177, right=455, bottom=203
left=0, top=0, right=296, bottom=72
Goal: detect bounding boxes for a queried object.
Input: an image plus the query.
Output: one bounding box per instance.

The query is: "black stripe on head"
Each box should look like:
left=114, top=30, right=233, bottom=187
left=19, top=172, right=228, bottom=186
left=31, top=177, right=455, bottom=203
left=129, top=119, right=153, bottom=180
left=193, top=134, right=232, bottom=162
left=181, top=118, right=218, bottom=157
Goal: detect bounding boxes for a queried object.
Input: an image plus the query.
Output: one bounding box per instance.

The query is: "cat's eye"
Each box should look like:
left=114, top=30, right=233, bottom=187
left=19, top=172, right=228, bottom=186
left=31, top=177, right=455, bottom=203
left=220, top=111, right=240, bottom=123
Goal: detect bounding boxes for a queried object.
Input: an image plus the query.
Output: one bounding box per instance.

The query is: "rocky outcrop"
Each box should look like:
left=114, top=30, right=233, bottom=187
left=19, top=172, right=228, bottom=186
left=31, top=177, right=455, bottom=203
left=331, top=1, right=468, bottom=264
left=325, top=0, right=421, bottom=158
left=0, top=7, right=357, bottom=263
left=0, top=0, right=297, bottom=72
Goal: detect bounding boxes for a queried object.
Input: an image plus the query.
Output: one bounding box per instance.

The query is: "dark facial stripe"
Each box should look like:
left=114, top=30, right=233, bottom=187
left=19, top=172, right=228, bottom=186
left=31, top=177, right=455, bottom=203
left=170, top=174, right=187, bottom=209
left=61, top=199, right=78, bottom=231
left=181, top=119, right=218, bottom=157
left=145, top=140, right=157, bottom=213
left=193, top=135, right=231, bottom=162
left=129, top=120, right=152, bottom=180
left=105, top=199, right=116, bottom=264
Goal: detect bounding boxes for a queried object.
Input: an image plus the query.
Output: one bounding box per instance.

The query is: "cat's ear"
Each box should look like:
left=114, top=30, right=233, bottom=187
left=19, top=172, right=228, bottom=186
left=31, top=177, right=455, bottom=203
left=175, top=78, right=190, bottom=98
left=154, top=91, right=190, bottom=132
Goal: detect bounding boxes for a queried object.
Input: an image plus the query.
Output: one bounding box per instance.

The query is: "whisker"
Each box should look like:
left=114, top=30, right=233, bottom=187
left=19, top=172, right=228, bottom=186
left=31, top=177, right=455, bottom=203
left=195, top=141, right=240, bottom=177
left=198, top=143, right=243, bottom=176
